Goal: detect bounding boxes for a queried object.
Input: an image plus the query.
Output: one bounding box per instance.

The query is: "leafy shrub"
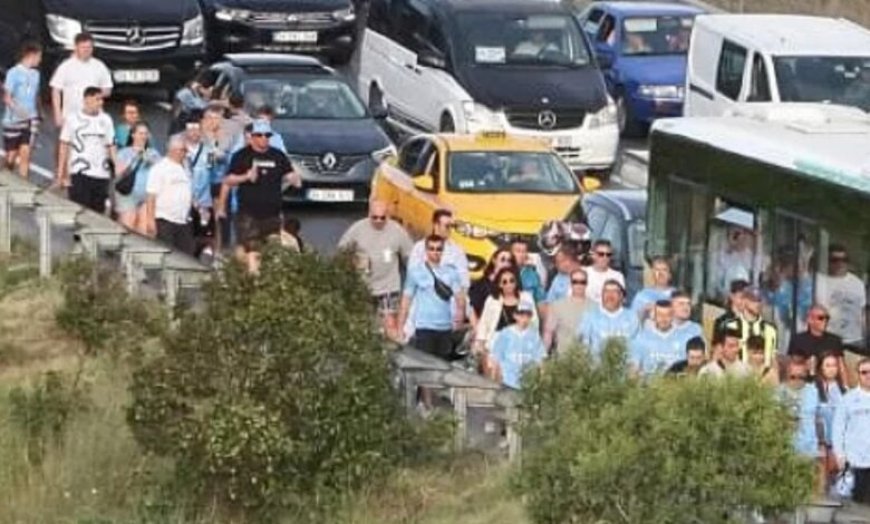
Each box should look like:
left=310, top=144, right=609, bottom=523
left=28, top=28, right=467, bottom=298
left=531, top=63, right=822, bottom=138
left=518, top=342, right=814, bottom=524
left=55, top=257, right=166, bottom=356
left=8, top=371, right=88, bottom=466
left=128, top=247, right=416, bottom=519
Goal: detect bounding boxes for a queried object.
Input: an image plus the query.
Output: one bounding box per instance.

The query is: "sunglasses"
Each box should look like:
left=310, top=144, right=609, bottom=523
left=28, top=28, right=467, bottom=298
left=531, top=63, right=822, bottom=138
left=814, top=315, right=830, bottom=321
left=596, top=251, right=613, bottom=258
left=427, top=246, right=444, bottom=253
left=571, top=279, right=588, bottom=285
left=370, top=215, right=387, bottom=221
left=860, top=370, right=870, bottom=376
left=789, top=374, right=807, bottom=380
left=830, top=256, right=848, bottom=263
left=500, top=278, right=516, bottom=285
left=497, top=256, right=512, bottom=263
left=251, top=133, right=272, bottom=138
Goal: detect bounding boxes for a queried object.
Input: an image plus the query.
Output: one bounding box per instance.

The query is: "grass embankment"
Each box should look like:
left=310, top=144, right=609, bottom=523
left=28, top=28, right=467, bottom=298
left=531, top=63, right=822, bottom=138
left=0, top=245, right=524, bottom=524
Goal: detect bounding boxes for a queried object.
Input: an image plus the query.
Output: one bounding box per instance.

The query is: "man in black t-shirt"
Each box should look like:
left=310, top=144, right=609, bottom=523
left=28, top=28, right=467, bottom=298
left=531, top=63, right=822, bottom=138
left=224, top=119, right=300, bottom=272
left=788, top=304, right=847, bottom=379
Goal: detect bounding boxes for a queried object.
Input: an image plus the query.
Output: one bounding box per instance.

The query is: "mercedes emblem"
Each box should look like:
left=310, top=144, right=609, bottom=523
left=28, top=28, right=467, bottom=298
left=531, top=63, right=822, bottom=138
left=321, top=152, right=337, bottom=170
left=126, top=25, right=145, bottom=47
left=537, top=110, right=557, bottom=130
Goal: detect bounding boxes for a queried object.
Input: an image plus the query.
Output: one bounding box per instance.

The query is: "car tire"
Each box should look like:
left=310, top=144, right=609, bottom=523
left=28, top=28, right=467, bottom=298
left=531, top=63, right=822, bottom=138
left=616, top=92, right=645, bottom=138
left=440, top=113, right=456, bottom=133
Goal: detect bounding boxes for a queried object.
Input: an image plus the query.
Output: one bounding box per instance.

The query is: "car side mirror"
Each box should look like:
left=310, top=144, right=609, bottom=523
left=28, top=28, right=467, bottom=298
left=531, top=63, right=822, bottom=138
left=370, top=104, right=388, bottom=120
left=413, top=174, right=435, bottom=192
left=418, top=49, right=447, bottom=70
left=596, top=50, right=614, bottom=69
left=581, top=175, right=602, bottom=192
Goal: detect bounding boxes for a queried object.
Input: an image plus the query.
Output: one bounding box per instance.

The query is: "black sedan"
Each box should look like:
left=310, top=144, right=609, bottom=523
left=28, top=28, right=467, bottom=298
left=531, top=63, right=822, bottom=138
left=209, top=53, right=394, bottom=203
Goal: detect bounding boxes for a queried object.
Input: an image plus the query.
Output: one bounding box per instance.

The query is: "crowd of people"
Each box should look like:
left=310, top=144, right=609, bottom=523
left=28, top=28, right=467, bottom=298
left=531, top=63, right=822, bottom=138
left=339, top=201, right=870, bottom=505
left=5, top=31, right=870, bottom=509
left=3, top=34, right=304, bottom=272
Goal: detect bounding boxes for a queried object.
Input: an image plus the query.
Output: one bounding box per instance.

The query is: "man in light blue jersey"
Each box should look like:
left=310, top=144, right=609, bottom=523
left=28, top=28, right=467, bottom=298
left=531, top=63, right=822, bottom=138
left=3, top=41, right=41, bottom=179
left=833, top=357, right=870, bottom=504
left=488, top=298, right=547, bottom=389
left=671, top=290, right=704, bottom=350
left=578, top=279, right=639, bottom=359
left=545, top=244, right=582, bottom=306
left=630, top=300, right=684, bottom=376
left=631, top=256, right=674, bottom=321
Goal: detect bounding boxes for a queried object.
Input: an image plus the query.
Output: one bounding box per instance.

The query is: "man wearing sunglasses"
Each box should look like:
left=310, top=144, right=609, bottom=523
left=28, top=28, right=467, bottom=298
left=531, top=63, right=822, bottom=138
left=578, top=279, right=638, bottom=359
left=339, top=199, right=413, bottom=340
left=584, top=239, right=626, bottom=305
left=543, top=268, right=589, bottom=356
left=833, top=358, right=870, bottom=504
left=224, top=119, right=301, bottom=272
left=789, top=305, right=847, bottom=380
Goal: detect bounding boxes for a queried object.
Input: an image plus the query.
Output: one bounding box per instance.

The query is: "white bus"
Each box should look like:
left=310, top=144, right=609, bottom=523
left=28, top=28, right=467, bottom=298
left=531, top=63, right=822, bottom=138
left=647, top=104, right=869, bottom=352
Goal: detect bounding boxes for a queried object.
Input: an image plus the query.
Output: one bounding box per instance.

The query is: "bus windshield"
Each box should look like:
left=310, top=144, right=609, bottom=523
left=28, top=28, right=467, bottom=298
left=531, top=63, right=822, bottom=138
left=774, top=56, right=870, bottom=111
left=456, top=13, right=592, bottom=68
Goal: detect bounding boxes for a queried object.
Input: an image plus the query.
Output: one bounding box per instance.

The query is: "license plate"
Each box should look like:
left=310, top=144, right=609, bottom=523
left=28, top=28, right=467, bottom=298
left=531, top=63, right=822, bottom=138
left=551, top=136, right=573, bottom=148
left=112, top=69, right=160, bottom=84
left=307, top=189, right=354, bottom=202
left=273, top=31, right=318, bottom=43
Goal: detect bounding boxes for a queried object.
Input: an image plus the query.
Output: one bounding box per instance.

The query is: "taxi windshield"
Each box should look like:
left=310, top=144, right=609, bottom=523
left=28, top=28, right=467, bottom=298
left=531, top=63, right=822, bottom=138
left=447, top=151, right=579, bottom=194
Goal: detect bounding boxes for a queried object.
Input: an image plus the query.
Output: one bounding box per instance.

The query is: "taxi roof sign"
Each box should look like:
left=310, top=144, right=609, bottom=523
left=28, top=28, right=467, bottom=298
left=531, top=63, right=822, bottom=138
left=477, top=130, right=507, bottom=140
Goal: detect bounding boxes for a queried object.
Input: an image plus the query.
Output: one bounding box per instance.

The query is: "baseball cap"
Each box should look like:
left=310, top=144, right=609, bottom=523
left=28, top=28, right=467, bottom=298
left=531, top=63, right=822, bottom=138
left=251, top=119, right=273, bottom=136
left=516, top=298, right=536, bottom=314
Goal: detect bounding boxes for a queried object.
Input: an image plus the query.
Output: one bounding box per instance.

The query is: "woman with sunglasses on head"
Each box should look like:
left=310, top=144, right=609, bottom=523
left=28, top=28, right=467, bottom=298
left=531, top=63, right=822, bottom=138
left=114, top=121, right=161, bottom=234
left=474, top=266, right=537, bottom=358
left=816, top=351, right=848, bottom=495
left=469, top=248, right=517, bottom=326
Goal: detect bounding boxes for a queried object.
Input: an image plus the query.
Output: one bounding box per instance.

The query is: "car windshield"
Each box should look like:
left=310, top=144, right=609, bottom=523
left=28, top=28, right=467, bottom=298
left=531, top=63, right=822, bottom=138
left=456, top=12, right=591, bottom=67
left=773, top=56, right=870, bottom=111
left=241, top=75, right=367, bottom=119
left=621, top=16, right=694, bottom=56
left=447, top=151, right=579, bottom=194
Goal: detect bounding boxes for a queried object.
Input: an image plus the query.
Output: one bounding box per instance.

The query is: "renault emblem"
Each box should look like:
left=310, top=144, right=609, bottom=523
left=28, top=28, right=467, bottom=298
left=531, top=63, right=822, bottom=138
left=538, top=110, right=557, bottom=129
left=126, top=25, right=145, bottom=47
left=321, top=152, right=337, bottom=170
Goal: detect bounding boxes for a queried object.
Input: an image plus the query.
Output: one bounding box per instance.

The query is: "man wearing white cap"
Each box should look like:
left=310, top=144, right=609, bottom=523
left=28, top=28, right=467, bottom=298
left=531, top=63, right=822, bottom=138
left=224, top=119, right=301, bottom=272
left=486, top=297, right=546, bottom=389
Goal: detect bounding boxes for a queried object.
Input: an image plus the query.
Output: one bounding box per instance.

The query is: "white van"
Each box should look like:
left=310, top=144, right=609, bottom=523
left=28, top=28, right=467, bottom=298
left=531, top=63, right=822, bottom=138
left=685, top=14, right=870, bottom=116
left=356, top=0, right=619, bottom=175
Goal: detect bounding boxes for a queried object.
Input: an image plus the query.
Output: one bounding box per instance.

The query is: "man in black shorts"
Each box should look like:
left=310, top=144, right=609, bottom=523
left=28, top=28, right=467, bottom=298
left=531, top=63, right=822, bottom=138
left=224, top=119, right=300, bottom=273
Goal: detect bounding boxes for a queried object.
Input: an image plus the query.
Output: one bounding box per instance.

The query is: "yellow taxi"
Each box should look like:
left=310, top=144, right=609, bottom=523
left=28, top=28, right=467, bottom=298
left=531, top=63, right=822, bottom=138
left=371, top=131, right=600, bottom=279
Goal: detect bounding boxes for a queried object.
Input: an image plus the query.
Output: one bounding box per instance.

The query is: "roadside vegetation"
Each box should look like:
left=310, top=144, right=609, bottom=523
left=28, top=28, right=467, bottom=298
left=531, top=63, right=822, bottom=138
left=0, top=241, right=812, bottom=523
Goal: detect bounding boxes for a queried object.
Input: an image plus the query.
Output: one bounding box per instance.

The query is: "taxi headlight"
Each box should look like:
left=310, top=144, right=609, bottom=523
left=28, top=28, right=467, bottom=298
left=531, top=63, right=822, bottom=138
left=453, top=220, right=501, bottom=239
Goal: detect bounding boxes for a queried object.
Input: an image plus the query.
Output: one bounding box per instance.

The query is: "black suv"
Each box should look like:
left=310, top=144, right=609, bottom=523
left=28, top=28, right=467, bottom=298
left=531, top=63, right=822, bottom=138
left=200, top=0, right=358, bottom=64
left=18, top=0, right=206, bottom=91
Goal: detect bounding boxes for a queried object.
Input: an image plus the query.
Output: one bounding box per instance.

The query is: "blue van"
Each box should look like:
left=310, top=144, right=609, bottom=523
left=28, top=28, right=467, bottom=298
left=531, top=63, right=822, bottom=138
left=578, top=2, right=703, bottom=136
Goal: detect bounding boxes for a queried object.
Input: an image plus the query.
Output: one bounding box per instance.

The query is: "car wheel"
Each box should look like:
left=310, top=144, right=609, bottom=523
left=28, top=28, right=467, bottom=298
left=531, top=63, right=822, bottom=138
left=440, top=113, right=456, bottom=133
left=616, top=93, right=644, bottom=138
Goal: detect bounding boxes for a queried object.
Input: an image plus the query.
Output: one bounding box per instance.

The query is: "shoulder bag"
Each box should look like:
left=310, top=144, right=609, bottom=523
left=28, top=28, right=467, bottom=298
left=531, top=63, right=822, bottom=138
left=115, top=153, right=146, bottom=195
left=425, top=263, right=454, bottom=302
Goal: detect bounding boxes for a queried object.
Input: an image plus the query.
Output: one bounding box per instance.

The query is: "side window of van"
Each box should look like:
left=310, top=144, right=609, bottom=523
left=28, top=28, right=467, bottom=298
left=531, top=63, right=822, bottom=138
left=392, top=0, right=431, bottom=53
left=368, top=0, right=392, bottom=35
left=583, top=8, right=604, bottom=35
left=716, top=40, right=748, bottom=100
left=748, top=53, right=771, bottom=102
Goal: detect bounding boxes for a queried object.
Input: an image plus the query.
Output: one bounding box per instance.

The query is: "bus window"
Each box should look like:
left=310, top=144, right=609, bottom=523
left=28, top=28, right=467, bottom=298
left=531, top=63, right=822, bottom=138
left=762, top=213, right=817, bottom=350
left=664, top=179, right=708, bottom=305
left=706, top=199, right=762, bottom=306
left=815, top=235, right=868, bottom=349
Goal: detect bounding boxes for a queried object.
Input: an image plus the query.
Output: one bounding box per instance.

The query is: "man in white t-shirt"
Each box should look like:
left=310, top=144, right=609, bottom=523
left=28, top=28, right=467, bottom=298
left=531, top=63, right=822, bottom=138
left=57, top=87, right=116, bottom=213
left=145, top=136, right=195, bottom=255
left=817, top=245, right=867, bottom=347
left=49, top=32, right=112, bottom=128
left=584, top=239, right=626, bottom=304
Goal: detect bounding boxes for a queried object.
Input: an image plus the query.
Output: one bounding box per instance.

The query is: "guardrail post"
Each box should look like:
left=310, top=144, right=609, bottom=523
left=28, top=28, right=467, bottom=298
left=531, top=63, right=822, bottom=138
left=0, top=191, right=10, bottom=254
left=37, top=210, right=52, bottom=277
left=453, top=388, right=468, bottom=451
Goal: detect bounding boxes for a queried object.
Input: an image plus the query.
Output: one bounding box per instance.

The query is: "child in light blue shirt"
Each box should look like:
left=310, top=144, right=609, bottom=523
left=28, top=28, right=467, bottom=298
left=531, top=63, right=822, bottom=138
left=490, top=299, right=546, bottom=389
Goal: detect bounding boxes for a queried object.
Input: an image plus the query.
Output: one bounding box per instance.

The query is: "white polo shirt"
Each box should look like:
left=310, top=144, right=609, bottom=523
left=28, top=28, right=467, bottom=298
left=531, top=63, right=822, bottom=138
left=146, top=158, right=192, bottom=225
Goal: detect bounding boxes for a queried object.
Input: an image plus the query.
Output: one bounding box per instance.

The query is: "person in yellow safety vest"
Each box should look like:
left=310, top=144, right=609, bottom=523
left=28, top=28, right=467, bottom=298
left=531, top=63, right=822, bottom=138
left=722, top=286, right=778, bottom=367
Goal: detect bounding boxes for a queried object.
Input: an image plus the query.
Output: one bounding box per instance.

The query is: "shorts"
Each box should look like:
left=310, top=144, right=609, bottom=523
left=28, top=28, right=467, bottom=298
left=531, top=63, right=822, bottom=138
left=69, top=173, right=110, bottom=214
left=235, top=213, right=281, bottom=252
left=411, top=329, right=455, bottom=361
left=114, top=191, right=145, bottom=214
left=156, top=219, right=195, bottom=256
left=372, top=292, right=400, bottom=314
left=3, top=122, right=33, bottom=152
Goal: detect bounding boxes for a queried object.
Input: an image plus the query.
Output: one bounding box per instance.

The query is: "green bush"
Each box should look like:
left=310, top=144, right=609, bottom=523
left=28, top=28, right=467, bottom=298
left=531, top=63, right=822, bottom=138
left=127, top=247, right=416, bottom=519
left=8, top=371, right=88, bottom=466
left=55, top=258, right=166, bottom=357
left=518, top=342, right=814, bottom=524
